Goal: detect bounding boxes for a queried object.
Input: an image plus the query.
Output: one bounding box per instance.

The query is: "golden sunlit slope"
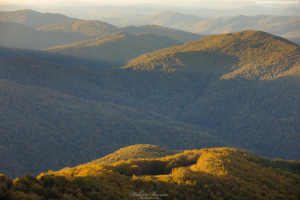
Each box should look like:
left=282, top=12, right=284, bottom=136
left=44, top=31, right=182, bottom=67
left=37, top=20, right=120, bottom=36
left=29, top=147, right=300, bottom=200
left=88, top=144, right=182, bottom=165
left=0, top=9, right=81, bottom=28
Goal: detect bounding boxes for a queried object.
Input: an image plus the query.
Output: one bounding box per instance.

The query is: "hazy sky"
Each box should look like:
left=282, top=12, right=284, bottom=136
left=1, top=0, right=299, bottom=10
left=0, top=0, right=265, bottom=7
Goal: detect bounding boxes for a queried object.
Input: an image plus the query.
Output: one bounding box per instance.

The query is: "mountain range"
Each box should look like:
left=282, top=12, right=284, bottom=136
left=0, top=12, right=204, bottom=51
left=37, top=20, right=204, bottom=44
left=0, top=30, right=300, bottom=179
left=0, top=6, right=300, bottom=199
left=185, top=15, right=300, bottom=36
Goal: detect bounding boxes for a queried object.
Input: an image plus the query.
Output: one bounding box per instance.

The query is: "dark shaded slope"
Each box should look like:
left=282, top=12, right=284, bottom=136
left=0, top=78, right=224, bottom=178
left=44, top=31, right=182, bottom=67
left=0, top=46, right=113, bottom=69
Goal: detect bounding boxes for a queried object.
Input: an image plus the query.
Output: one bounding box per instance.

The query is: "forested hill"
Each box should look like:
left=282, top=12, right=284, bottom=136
left=0, top=9, right=81, bottom=28
left=37, top=20, right=120, bottom=37
left=44, top=31, right=182, bottom=67
left=2, top=147, right=298, bottom=199
left=1, top=30, right=300, bottom=177
left=124, top=30, right=300, bottom=80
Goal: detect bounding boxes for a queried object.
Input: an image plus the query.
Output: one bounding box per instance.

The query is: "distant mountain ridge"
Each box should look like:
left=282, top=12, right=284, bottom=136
left=188, top=15, right=300, bottom=36
left=37, top=20, right=120, bottom=36
left=99, top=11, right=204, bottom=28
left=37, top=20, right=204, bottom=44
left=0, top=9, right=81, bottom=28
left=0, top=21, right=93, bottom=49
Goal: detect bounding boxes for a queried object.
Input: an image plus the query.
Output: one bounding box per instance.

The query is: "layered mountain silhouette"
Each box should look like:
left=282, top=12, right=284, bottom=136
left=100, top=11, right=204, bottom=28
left=97, top=11, right=300, bottom=39
left=37, top=20, right=204, bottom=44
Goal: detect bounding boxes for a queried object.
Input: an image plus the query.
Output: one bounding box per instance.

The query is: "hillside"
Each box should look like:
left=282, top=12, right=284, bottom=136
left=0, top=9, right=81, bottom=28
left=121, top=24, right=204, bottom=43
left=0, top=58, right=225, bottom=178
left=2, top=147, right=299, bottom=199
left=0, top=21, right=93, bottom=49
left=44, top=31, right=182, bottom=67
left=37, top=20, right=120, bottom=37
